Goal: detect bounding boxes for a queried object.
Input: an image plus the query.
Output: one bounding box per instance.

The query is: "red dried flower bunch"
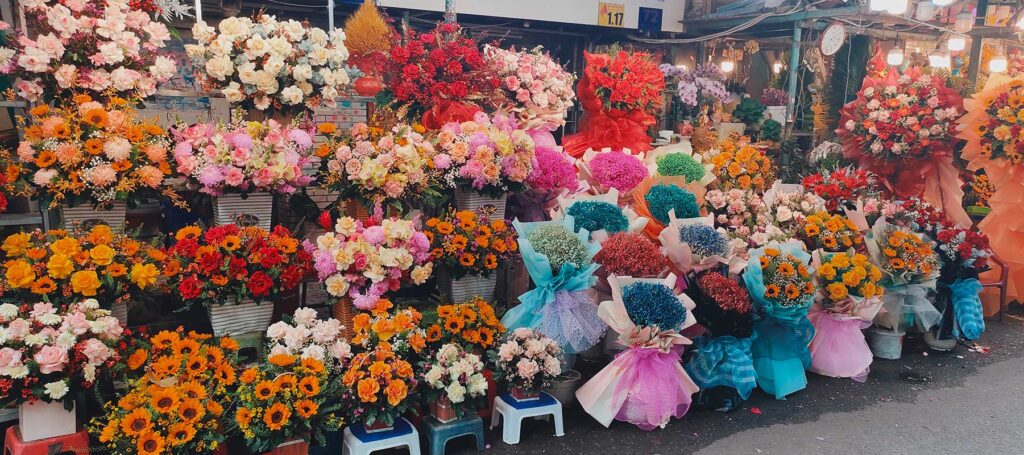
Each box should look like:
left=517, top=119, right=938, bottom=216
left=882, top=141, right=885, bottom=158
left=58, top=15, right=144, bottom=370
left=594, top=232, right=667, bottom=277
left=802, top=167, right=872, bottom=212
left=162, top=224, right=314, bottom=309
left=383, top=23, right=500, bottom=120
left=697, top=272, right=751, bottom=314
left=583, top=51, right=665, bottom=114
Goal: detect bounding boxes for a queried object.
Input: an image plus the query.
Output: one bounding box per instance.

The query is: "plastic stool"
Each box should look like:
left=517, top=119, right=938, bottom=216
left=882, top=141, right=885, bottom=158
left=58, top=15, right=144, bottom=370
left=3, top=426, right=89, bottom=455
left=490, top=392, right=564, bottom=445
left=342, top=417, right=421, bottom=455
left=423, top=415, right=484, bottom=455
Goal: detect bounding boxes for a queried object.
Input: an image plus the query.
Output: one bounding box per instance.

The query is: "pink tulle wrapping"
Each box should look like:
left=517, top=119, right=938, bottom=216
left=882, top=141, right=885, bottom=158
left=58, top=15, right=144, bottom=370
left=808, top=311, right=873, bottom=382
left=610, top=346, right=698, bottom=430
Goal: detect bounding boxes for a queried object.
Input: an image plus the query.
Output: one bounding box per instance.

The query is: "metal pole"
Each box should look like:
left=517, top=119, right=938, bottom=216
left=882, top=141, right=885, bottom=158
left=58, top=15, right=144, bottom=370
left=194, top=0, right=201, bottom=22
left=445, top=0, right=456, bottom=23
left=967, top=0, right=989, bottom=85
left=785, top=21, right=802, bottom=124
left=328, top=0, right=335, bottom=31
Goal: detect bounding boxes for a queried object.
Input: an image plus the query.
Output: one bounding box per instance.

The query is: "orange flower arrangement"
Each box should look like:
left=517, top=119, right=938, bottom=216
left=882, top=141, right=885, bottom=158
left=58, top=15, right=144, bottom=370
left=340, top=344, right=416, bottom=428
left=424, top=209, right=519, bottom=279
left=90, top=328, right=239, bottom=454
left=800, top=212, right=863, bottom=253
left=425, top=297, right=506, bottom=351
left=866, top=224, right=940, bottom=286
left=707, top=139, right=774, bottom=191
left=350, top=299, right=427, bottom=356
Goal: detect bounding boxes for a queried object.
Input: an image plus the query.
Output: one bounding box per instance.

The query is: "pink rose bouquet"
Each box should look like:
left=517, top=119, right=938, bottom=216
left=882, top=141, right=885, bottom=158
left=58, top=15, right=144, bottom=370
left=0, top=299, right=122, bottom=408
left=484, top=45, right=576, bottom=130
left=489, top=328, right=562, bottom=393
left=307, top=214, right=434, bottom=310
left=265, top=308, right=352, bottom=371
left=7, top=0, right=176, bottom=103
left=172, top=120, right=315, bottom=196
left=432, top=112, right=535, bottom=196
left=704, top=188, right=787, bottom=250
left=762, top=183, right=827, bottom=238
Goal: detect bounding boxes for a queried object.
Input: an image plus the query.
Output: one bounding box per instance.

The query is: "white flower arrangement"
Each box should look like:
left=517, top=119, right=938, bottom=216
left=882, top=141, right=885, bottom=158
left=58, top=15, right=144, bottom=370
left=265, top=308, right=352, bottom=371
left=421, top=343, right=488, bottom=408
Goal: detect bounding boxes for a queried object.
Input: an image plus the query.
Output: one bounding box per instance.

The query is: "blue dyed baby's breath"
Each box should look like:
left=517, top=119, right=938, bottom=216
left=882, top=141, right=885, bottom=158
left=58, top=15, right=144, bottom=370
left=645, top=184, right=699, bottom=224
left=566, top=201, right=629, bottom=235
left=678, top=224, right=727, bottom=257
left=622, top=281, right=687, bottom=331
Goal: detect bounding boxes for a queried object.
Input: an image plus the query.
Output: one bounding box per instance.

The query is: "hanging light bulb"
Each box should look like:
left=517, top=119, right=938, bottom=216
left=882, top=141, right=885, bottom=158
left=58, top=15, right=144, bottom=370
left=1016, top=14, right=1024, bottom=29
left=915, top=1, right=936, bottom=20
left=990, top=47, right=1008, bottom=73
left=869, top=0, right=888, bottom=12
left=948, top=36, right=966, bottom=52
left=929, top=49, right=951, bottom=69
left=955, top=11, right=974, bottom=32
left=721, top=60, right=735, bottom=73
left=773, top=62, right=783, bottom=74
left=932, top=0, right=954, bottom=6
left=887, top=0, right=909, bottom=15
left=887, top=47, right=905, bottom=65
left=676, top=63, right=688, bottom=71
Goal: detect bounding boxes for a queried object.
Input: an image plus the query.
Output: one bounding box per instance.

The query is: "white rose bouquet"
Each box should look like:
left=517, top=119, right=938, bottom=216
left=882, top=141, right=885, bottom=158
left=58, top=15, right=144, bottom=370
left=265, top=308, right=352, bottom=371
left=186, top=14, right=351, bottom=116
left=420, top=343, right=488, bottom=421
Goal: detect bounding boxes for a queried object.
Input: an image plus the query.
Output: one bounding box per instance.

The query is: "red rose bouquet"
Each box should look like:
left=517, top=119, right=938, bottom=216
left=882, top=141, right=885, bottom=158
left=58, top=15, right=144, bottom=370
left=380, top=23, right=500, bottom=129
left=801, top=167, right=873, bottom=213
left=162, top=225, right=314, bottom=310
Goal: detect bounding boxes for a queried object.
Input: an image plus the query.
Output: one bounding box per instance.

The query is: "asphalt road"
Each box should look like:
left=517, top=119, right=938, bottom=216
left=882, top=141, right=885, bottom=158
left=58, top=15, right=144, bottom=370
left=468, top=317, right=1024, bottom=455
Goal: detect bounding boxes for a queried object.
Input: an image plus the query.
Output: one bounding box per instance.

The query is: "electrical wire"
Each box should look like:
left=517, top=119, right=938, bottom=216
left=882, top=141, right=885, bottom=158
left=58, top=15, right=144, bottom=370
left=625, top=0, right=831, bottom=44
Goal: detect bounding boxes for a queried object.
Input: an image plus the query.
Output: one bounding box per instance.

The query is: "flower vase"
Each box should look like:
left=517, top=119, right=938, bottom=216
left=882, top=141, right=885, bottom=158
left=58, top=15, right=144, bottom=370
left=262, top=438, right=309, bottom=455
left=363, top=420, right=395, bottom=433
left=429, top=396, right=459, bottom=423
left=509, top=386, right=540, bottom=402
left=454, top=187, right=507, bottom=220
left=207, top=299, right=274, bottom=337
left=543, top=369, right=582, bottom=406
left=61, top=201, right=126, bottom=232
left=332, top=297, right=356, bottom=339
left=18, top=401, right=76, bottom=442
left=866, top=327, right=904, bottom=360
left=213, top=192, right=274, bottom=230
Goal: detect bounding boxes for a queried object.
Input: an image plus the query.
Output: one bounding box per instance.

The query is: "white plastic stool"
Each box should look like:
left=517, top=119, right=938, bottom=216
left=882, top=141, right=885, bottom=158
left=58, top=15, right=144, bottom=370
left=490, top=392, right=564, bottom=445
left=342, top=417, right=421, bottom=455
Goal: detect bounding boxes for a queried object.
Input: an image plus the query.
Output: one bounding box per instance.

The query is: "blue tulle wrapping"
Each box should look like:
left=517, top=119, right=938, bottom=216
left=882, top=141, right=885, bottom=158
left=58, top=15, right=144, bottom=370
left=685, top=335, right=757, bottom=400
left=949, top=278, right=985, bottom=340
left=502, top=216, right=605, bottom=353
left=743, top=241, right=815, bottom=400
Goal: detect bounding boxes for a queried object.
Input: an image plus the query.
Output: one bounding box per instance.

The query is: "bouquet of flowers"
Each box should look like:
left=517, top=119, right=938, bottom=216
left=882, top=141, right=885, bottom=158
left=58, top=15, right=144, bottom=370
left=0, top=226, right=162, bottom=309
left=234, top=353, right=344, bottom=451
left=515, top=145, right=579, bottom=222
left=425, top=297, right=506, bottom=351
left=11, top=97, right=180, bottom=209
left=761, top=88, right=788, bottom=107
left=801, top=167, right=872, bottom=213
left=307, top=215, right=433, bottom=310
left=684, top=271, right=756, bottom=411
left=172, top=120, right=315, bottom=196
left=742, top=243, right=815, bottom=399
left=163, top=224, right=314, bottom=310
left=660, top=215, right=736, bottom=277
left=340, top=344, right=416, bottom=428
left=931, top=226, right=992, bottom=342
left=632, top=179, right=703, bottom=239
left=593, top=232, right=668, bottom=279
left=187, top=14, right=350, bottom=116
left=91, top=329, right=239, bottom=454
left=935, top=226, right=991, bottom=280
left=490, top=328, right=562, bottom=398
left=8, top=0, right=176, bottom=102
left=836, top=69, right=968, bottom=225
left=424, top=209, right=518, bottom=279
left=865, top=220, right=940, bottom=333
left=707, top=140, right=774, bottom=192
left=577, top=148, right=649, bottom=197
left=0, top=299, right=122, bottom=409
left=704, top=189, right=785, bottom=250
left=420, top=343, right=488, bottom=421
left=800, top=212, right=863, bottom=253
left=563, top=51, right=664, bottom=157
left=653, top=152, right=713, bottom=185
left=577, top=274, right=699, bottom=430
left=660, top=63, right=730, bottom=115
left=381, top=23, right=500, bottom=129
left=484, top=45, right=576, bottom=133
left=431, top=112, right=535, bottom=196
left=808, top=251, right=883, bottom=382
left=551, top=188, right=647, bottom=243
left=762, top=183, right=826, bottom=238
left=502, top=217, right=605, bottom=354
left=265, top=308, right=353, bottom=371
left=349, top=299, right=427, bottom=356
left=316, top=122, right=435, bottom=210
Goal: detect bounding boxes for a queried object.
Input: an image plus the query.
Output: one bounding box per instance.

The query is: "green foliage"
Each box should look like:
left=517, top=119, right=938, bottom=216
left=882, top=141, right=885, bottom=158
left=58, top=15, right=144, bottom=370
left=760, top=119, right=782, bottom=142
left=732, top=97, right=766, bottom=126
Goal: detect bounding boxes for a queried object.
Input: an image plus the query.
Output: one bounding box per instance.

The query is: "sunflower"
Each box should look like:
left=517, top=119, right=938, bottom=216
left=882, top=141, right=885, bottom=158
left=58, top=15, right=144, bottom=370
left=178, top=380, right=207, bottom=400
left=184, top=357, right=205, bottom=377
left=167, top=422, right=196, bottom=447
left=220, top=337, right=240, bottom=351
left=295, top=399, right=318, bottom=418
left=126, top=349, right=148, bottom=370
left=172, top=338, right=201, bottom=357
left=151, top=331, right=179, bottom=349
left=30, top=277, right=57, bottom=294
left=175, top=226, right=203, bottom=241
left=84, top=138, right=104, bottom=155
left=121, top=408, right=153, bottom=436
left=235, top=407, right=254, bottom=428
left=268, top=353, right=295, bottom=367
left=34, top=150, right=56, bottom=168
left=214, top=363, right=236, bottom=385
left=479, top=327, right=494, bottom=346
left=263, top=402, right=292, bottom=431
left=459, top=253, right=476, bottom=267
left=444, top=317, right=464, bottom=333
left=436, top=222, right=454, bottom=235
left=254, top=380, right=277, bottom=400
left=151, top=355, right=179, bottom=378
left=777, top=262, right=795, bottom=276
left=803, top=224, right=820, bottom=237
left=221, top=235, right=241, bottom=251
left=483, top=254, right=498, bottom=269
left=179, top=398, right=205, bottom=422
left=207, top=399, right=224, bottom=416
left=136, top=431, right=165, bottom=455
left=111, top=160, right=132, bottom=171
left=300, top=357, right=325, bottom=375
left=821, top=236, right=839, bottom=250
left=275, top=374, right=298, bottom=392
left=784, top=283, right=801, bottom=299
left=765, top=284, right=782, bottom=298
left=426, top=325, right=442, bottom=342
left=150, top=387, right=178, bottom=414
left=298, top=376, right=320, bottom=397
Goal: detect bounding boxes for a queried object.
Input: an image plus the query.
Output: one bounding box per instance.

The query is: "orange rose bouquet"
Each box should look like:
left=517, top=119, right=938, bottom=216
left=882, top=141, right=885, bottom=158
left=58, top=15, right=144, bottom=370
left=707, top=139, right=774, bottom=192
left=233, top=353, right=344, bottom=452
left=424, top=297, right=506, bottom=351
left=0, top=225, right=163, bottom=309
left=340, top=344, right=416, bottom=430
left=90, top=328, right=240, bottom=455
left=350, top=299, right=427, bottom=357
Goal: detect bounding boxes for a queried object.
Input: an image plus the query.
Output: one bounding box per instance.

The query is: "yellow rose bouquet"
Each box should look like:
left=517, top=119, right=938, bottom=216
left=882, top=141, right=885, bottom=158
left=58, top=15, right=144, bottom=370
left=0, top=225, right=163, bottom=310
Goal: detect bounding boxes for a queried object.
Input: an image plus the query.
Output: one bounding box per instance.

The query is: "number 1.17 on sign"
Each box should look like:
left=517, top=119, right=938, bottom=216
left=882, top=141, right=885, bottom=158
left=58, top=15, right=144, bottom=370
left=598, top=2, right=625, bottom=27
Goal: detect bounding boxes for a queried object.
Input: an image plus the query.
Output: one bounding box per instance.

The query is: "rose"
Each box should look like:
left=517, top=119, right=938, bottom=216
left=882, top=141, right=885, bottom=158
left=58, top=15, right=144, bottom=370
left=178, top=275, right=202, bottom=299
left=247, top=271, right=273, bottom=297
left=81, top=338, right=111, bottom=364
left=33, top=345, right=69, bottom=374
left=0, top=348, right=23, bottom=370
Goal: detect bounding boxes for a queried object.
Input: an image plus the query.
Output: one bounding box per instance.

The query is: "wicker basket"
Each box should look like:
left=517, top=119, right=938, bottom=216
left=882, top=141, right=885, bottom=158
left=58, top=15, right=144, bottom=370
left=332, top=297, right=357, bottom=339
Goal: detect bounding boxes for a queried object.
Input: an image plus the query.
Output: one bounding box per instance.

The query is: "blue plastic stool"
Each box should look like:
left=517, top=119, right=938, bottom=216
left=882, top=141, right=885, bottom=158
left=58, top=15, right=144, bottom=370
left=342, top=417, right=421, bottom=455
left=423, top=415, right=484, bottom=455
left=490, top=392, right=564, bottom=445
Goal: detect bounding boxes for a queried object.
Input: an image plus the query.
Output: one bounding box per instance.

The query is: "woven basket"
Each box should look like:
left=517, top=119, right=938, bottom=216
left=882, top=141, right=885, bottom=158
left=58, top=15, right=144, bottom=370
left=332, top=297, right=357, bottom=339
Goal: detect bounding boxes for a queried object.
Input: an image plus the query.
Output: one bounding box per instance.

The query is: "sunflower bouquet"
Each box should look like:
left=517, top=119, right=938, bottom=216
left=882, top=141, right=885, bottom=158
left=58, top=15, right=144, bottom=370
left=425, top=297, right=506, bottom=351
left=350, top=299, right=427, bottom=357
left=234, top=353, right=344, bottom=452
left=864, top=220, right=941, bottom=334
left=91, top=329, right=240, bottom=455
left=10, top=95, right=181, bottom=209
left=800, top=212, right=863, bottom=254
left=0, top=225, right=163, bottom=309
left=816, top=252, right=884, bottom=317
left=340, top=344, right=417, bottom=429
left=424, top=209, right=519, bottom=279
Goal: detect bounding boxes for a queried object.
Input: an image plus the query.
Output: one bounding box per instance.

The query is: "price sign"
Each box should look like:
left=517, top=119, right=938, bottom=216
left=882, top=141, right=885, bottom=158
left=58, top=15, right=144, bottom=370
left=598, top=2, right=625, bottom=27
